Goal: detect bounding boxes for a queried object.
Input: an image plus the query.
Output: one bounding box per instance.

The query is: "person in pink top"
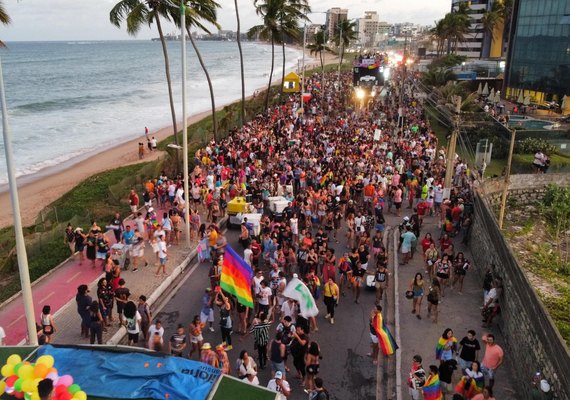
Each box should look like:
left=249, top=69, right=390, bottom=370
left=481, top=333, right=504, bottom=390
left=393, top=184, right=403, bottom=216
left=471, top=387, right=496, bottom=400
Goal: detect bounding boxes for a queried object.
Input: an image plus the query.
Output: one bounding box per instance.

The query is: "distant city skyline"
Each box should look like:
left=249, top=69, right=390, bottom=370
left=0, top=0, right=449, bottom=42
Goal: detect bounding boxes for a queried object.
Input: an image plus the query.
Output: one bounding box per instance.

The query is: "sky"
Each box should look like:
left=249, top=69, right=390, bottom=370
left=0, top=0, right=450, bottom=41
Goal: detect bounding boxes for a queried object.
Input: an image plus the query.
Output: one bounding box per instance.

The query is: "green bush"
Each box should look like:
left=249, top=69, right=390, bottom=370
left=516, top=138, right=557, bottom=154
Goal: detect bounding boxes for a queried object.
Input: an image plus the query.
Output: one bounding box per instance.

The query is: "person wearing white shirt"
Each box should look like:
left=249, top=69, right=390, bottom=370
left=147, top=320, right=165, bottom=350
left=267, top=371, right=291, bottom=400
left=244, top=247, right=253, bottom=267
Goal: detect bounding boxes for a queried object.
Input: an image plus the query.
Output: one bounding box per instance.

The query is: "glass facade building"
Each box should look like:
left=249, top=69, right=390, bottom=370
left=505, top=0, right=570, bottom=103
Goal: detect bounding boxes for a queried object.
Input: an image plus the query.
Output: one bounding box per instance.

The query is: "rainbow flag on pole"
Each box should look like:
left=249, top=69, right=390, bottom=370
left=422, top=374, right=443, bottom=400
left=220, top=244, right=254, bottom=308
left=372, top=312, right=398, bottom=356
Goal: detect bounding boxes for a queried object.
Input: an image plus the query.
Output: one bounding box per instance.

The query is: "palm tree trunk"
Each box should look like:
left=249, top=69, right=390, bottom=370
left=265, top=36, right=275, bottom=110
left=235, top=0, right=245, bottom=126
left=281, top=41, right=286, bottom=96
left=154, top=9, right=179, bottom=145
left=187, top=27, right=217, bottom=142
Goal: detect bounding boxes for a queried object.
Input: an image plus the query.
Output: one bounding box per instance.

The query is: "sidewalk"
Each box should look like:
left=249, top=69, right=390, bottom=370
left=388, top=211, right=518, bottom=399
left=0, top=205, right=207, bottom=346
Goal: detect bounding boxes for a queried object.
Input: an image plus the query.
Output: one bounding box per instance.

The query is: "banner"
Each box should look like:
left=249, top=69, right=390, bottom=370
left=37, top=345, right=221, bottom=400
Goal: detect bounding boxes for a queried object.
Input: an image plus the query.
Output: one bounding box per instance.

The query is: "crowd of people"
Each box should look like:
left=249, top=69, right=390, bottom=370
left=61, top=60, right=534, bottom=399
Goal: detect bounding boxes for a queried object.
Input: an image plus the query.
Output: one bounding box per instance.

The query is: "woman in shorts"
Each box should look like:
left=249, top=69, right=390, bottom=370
left=188, top=315, right=205, bottom=360
left=452, top=252, right=470, bottom=294
left=426, top=278, right=441, bottom=323
left=304, top=341, right=321, bottom=392
left=409, top=273, right=425, bottom=319
left=435, top=254, right=452, bottom=297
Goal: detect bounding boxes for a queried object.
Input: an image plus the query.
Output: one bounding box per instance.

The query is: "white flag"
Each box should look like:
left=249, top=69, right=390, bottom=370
left=283, top=277, right=319, bottom=317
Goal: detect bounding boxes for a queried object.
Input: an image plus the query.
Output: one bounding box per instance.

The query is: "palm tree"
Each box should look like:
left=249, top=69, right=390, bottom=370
left=110, top=0, right=179, bottom=145
left=333, top=19, right=358, bottom=71
left=430, top=19, right=447, bottom=57
left=248, top=0, right=282, bottom=110
left=306, top=30, right=332, bottom=84
left=0, top=1, right=11, bottom=47
left=165, top=0, right=221, bottom=141
left=479, top=0, right=502, bottom=59
left=234, top=0, right=245, bottom=126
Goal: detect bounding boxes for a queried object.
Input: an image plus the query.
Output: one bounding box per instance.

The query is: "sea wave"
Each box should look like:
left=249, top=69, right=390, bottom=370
left=14, top=94, right=111, bottom=113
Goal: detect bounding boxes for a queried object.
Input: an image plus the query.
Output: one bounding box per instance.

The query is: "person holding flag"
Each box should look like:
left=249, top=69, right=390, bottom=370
left=369, top=304, right=398, bottom=365
left=422, top=365, right=443, bottom=400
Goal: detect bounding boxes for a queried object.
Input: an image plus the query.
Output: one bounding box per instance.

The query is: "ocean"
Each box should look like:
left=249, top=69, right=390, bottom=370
left=0, top=40, right=304, bottom=186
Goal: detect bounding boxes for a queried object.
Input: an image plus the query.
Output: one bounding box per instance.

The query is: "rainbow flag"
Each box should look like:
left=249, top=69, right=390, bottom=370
left=220, top=244, right=254, bottom=308
left=372, top=312, right=398, bottom=356
left=422, top=374, right=442, bottom=400
left=320, top=171, right=332, bottom=187
left=435, top=337, right=457, bottom=360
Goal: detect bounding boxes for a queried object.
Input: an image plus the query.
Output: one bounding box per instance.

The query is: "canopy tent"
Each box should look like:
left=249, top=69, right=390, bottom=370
left=476, top=82, right=482, bottom=95
left=523, top=95, right=531, bottom=106
left=482, top=82, right=489, bottom=96
left=494, top=92, right=501, bottom=104
left=489, top=88, right=495, bottom=102
left=517, top=91, right=524, bottom=104
left=282, top=72, right=300, bottom=93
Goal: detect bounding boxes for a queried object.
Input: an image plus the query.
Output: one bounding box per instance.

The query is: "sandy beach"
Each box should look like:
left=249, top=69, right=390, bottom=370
left=0, top=51, right=340, bottom=229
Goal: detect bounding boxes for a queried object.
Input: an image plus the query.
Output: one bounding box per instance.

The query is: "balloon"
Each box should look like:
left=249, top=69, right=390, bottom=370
left=24, top=393, right=32, bottom=400
left=13, top=391, right=25, bottom=399
left=6, top=374, right=18, bottom=387
left=33, top=363, right=49, bottom=379
left=47, top=367, right=58, bottom=375
left=57, top=375, right=73, bottom=387
left=36, top=356, right=55, bottom=369
left=0, top=380, right=6, bottom=395
left=46, top=372, right=59, bottom=382
left=18, top=364, right=34, bottom=380
left=55, top=385, right=68, bottom=395
left=31, top=393, right=40, bottom=400
left=7, top=354, right=22, bottom=365
left=59, top=391, right=73, bottom=400
left=21, top=379, right=36, bottom=393
left=68, top=384, right=81, bottom=395
left=13, top=363, right=24, bottom=375
left=73, top=391, right=87, bottom=400
left=1, top=363, right=15, bottom=377
left=14, top=378, right=23, bottom=392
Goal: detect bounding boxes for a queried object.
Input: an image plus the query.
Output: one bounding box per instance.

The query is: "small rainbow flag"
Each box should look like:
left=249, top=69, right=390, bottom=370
left=320, top=171, right=332, bottom=187
left=372, top=312, right=398, bottom=356
left=220, top=244, right=254, bottom=308
left=422, top=374, right=442, bottom=400
left=435, top=336, right=457, bottom=360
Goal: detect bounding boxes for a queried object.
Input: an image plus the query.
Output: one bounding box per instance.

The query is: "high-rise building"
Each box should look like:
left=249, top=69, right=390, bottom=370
left=451, top=0, right=491, bottom=58
left=357, top=11, right=380, bottom=48
left=505, top=0, right=570, bottom=103
left=325, top=8, right=348, bottom=39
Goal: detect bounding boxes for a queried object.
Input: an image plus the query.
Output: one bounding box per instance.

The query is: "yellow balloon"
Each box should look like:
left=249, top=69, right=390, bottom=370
left=73, top=391, right=87, bottom=400
left=7, top=354, right=22, bottom=366
left=0, top=380, right=6, bottom=395
left=21, top=379, right=35, bottom=393
left=31, top=393, right=40, bottom=400
left=35, top=356, right=54, bottom=369
left=18, top=364, right=34, bottom=380
left=1, top=363, right=15, bottom=377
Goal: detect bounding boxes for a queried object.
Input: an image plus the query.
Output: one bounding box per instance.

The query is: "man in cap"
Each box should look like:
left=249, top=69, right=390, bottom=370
left=267, top=371, right=291, bottom=400
left=200, top=342, right=218, bottom=368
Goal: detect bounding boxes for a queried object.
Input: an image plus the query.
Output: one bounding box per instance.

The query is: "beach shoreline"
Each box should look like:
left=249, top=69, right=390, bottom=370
left=0, top=50, right=338, bottom=229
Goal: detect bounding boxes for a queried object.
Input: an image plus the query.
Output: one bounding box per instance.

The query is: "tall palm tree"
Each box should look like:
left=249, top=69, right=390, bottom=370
left=480, top=1, right=501, bottom=59
left=110, top=0, right=179, bottom=145
left=0, top=1, right=10, bottom=48
left=430, top=19, right=447, bottom=57
left=307, top=30, right=332, bottom=84
left=165, top=0, right=221, bottom=141
left=333, top=19, right=357, bottom=70
left=277, top=0, right=310, bottom=96
left=234, top=0, right=245, bottom=126
left=248, top=0, right=282, bottom=110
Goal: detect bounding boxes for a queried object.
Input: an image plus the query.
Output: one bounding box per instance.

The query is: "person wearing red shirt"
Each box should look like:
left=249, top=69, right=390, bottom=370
left=128, top=189, right=140, bottom=214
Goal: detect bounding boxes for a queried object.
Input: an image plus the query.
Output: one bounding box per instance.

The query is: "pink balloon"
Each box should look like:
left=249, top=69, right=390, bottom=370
left=46, top=372, right=59, bottom=383
left=57, top=375, right=73, bottom=387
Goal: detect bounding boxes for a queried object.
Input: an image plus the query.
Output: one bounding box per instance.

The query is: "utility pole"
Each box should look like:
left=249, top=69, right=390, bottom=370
left=337, top=22, right=343, bottom=88
left=444, top=96, right=462, bottom=194
left=300, top=23, right=307, bottom=111
left=498, top=129, right=516, bottom=229
left=0, top=57, right=38, bottom=345
left=181, top=0, right=191, bottom=248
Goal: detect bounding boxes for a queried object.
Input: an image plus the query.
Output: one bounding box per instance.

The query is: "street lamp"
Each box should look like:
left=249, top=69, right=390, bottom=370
left=0, top=56, right=38, bottom=345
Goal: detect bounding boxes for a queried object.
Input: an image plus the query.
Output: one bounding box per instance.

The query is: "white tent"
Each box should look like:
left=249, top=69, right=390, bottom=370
left=482, top=82, right=489, bottom=96
left=477, top=82, right=483, bottom=95
left=494, top=92, right=501, bottom=104
left=489, top=88, right=495, bottom=101
left=517, top=91, right=524, bottom=104
left=523, top=95, right=531, bottom=106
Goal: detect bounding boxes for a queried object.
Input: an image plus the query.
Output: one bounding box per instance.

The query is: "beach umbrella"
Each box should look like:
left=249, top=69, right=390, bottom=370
left=517, top=91, right=524, bottom=104
left=489, top=88, right=495, bottom=101
left=476, top=82, right=482, bottom=95
left=523, top=95, right=531, bottom=106
left=562, top=95, right=569, bottom=115
left=482, top=82, right=489, bottom=96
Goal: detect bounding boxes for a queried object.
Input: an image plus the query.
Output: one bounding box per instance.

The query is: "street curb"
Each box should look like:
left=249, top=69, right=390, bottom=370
left=393, top=230, right=402, bottom=400
left=106, top=217, right=228, bottom=345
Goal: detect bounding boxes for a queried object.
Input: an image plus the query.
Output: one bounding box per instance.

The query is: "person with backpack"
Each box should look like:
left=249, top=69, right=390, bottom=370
left=309, top=377, right=330, bottom=400
left=408, top=354, right=426, bottom=400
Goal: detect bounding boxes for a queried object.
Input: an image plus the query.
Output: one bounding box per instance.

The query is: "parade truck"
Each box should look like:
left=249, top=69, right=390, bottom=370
left=352, top=53, right=387, bottom=92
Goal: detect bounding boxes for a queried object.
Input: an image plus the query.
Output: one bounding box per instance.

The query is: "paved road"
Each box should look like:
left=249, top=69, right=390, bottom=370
left=154, top=228, right=381, bottom=400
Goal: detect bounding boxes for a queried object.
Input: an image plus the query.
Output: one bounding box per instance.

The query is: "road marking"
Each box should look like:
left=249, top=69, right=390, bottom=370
left=7, top=314, right=24, bottom=328
left=39, top=291, right=55, bottom=304
left=65, top=271, right=82, bottom=283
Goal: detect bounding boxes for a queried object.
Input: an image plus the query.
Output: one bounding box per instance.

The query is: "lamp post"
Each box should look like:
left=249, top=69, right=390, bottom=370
left=0, top=56, right=38, bottom=345
left=498, top=129, right=516, bottom=229
left=180, top=0, right=191, bottom=248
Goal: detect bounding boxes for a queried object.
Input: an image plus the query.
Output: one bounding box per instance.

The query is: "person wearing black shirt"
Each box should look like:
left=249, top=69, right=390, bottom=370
left=352, top=253, right=366, bottom=304
left=457, top=330, right=481, bottom=372
left=108, top=212, right=125, bottom=242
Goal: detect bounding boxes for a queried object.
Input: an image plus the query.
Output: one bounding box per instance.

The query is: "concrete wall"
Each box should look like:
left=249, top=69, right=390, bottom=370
left=471, top=175, right=570, bottom=399
left=480, top=173, right=570, bottom=206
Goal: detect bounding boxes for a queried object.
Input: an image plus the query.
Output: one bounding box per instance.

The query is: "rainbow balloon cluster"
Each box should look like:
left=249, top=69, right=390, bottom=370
left=0, top=354, right=87, bottom=400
